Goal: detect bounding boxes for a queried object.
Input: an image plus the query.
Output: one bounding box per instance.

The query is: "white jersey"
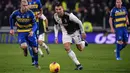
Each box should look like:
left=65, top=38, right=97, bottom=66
left=53, top=12, right=84, bottom=35
left=40, top=14, right=46, bottom=20
left=53, top=12, right=85, bottom=44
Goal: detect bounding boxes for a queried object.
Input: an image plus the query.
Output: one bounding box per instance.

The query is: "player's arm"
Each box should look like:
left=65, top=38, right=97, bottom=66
left=109, top=17, right=115, bottom=33
left=40, top=14, right=48, bottom=29
left=53, top=16, right=59, bottom=44
left=126, top=15, right=129, bottom=25
left=124, top=7, right=129, bottom=25
left=54, top=24, right=59, bottom=44
left=69, top=13, right=86, bottom=39
left=38, top=0, right=43, bottom=17
left=109, top=9, right=115, bottom=33
left=9, top=11, right=16, bottom=35
left=29, top=11, right=37, bottom=36
left=54, top=25, right=59, bottom=38
left=44, top=18, right=49, bottom=31
left=69, top=13, right=85, bottom=33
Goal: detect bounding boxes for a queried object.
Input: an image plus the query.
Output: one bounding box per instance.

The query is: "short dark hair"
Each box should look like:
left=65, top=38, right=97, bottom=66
left=54, top=2, right=62, bottom=7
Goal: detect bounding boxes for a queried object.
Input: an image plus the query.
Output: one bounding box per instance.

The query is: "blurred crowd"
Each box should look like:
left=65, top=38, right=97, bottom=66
left=0, top=0, right=130, bottom=28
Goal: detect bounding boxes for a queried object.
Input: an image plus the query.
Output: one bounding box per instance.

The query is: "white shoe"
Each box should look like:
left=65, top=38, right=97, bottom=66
left=114, top=49, right=116, bottom=52
left=41, top=54, right=44, bottom=57
left=116, top=57, right=122, bottom=60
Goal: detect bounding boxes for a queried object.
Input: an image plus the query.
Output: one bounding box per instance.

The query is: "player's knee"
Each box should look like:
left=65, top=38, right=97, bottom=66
left=76, top=44, right=83, bottom=51
left=21, top=46, right=27, bottom=49
left=64, top=43, right=71, bottom=52
left=33, top=51, right=38, bottom=56
left=117, top=41, right=123, bottom=44
left=64, top=46, right=70, bottom=52
left=20, top=43, right=28, bottom=49
left=32, top=47, right=38, bottom=53
left=38, top=40, right=43, bottom=45
left=64, top=45, right=70, bottom=52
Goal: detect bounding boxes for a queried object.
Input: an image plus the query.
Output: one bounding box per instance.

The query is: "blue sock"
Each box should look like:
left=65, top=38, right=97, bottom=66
left=28, top=46, right=34, bottom=57
left=34, top=52, right=38, bottom=65
left=120, top=44, right=127, bottom=51
left=116, top=44, right=122, bottom=58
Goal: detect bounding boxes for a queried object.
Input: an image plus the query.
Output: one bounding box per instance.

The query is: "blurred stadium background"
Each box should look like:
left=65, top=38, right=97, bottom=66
left=0, top=0, right=130, bottom=73
left=0, top=0, right=130, bottom=44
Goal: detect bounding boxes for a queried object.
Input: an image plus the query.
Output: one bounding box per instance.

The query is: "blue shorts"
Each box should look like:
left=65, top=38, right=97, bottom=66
left=18, top=32, right=38, bottom=47
left=115, top=27, right=128, bottom=43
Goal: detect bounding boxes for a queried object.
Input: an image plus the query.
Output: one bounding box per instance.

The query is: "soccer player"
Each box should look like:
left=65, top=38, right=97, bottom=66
left=109, top=0, right=129, bottom=60
left=9, top=0, right=40, bottom=69
left=53, top=3, right=88, bottom=70
left=27, top=0, right=50, bottom=64
left=38, top=14, right=50, bottom=56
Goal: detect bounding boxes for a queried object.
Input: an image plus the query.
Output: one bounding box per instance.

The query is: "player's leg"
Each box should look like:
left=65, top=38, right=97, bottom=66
left=120, top=29, right=128, bottom=51
left=18, top=33, right=28, bottom=56
left=38, top=33, right=50, bottom=55
left=115, top=29, right=123, bottom=60
left=72, top=31, right=87, bottom=51
left=28, top=45, right=35, bottom=65
left=37, top=33, right=44, bottom=57
left=28, top=46, right=34, bottom=57
left=28, top=34, right=40, bottom=69
left=62, top=33, right=83, bottom=70
left=20, top=42, right=28, bottom=56
left=38, top=45, right=44, bottom=57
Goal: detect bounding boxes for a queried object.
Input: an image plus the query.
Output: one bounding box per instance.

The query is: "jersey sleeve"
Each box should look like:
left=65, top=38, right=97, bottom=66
left=124, top=7, right=128, bottom=15
left=110, top=8, right=115, bottom=18
left=40, top=14, right=46, bottom=20
left=53, top=15, right=59, bottom=38
left=9, top=11, right=17, bottom=29
left=37, top=0, right=42, bottom=10
left=69, top=13, right=85, bottom=33
left=53, top=16, right=58, bottom=25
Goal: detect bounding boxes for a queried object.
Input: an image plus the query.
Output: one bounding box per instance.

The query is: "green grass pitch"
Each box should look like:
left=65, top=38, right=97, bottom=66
left=0, top=44, right=130, bottom=73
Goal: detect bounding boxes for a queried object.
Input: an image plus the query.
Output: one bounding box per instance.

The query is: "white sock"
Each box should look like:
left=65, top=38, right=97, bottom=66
left=68, top=50, right=80, bottom=65
left=80, top=41, right=85, bottom=49
left=38, top=45, right=43, bottom=55
left=42, top=43, right=48, bottom=49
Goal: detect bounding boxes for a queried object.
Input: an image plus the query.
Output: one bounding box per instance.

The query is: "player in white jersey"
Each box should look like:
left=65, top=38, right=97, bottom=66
left=38, top=14, right=50, bottom=57
left=53, top=2, right=88, bottom=70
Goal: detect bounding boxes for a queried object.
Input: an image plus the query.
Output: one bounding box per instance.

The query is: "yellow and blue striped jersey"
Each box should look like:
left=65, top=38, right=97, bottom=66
left=9, top=9, right=37, bottom=32
left=28, top=0, right=42, bottom=22
left=110, top=6, right=128, bottom=28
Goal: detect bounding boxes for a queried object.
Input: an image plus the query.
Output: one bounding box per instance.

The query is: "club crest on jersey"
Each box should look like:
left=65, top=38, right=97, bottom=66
left=29, top=2, right=31, bottom=5
left=16, top=16, right=21, bottom=19
left=115, top=10, right=119, bottom=13
left=33, top=2, right=36, bottom=4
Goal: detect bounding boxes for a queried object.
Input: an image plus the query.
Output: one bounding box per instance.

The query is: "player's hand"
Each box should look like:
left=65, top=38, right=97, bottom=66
left=10, top=29, right=14, bottom=35
left=28, top=31, right=34, bottom=36
left=81, top=33, right=86, bottom=39
left=126, top=21, right=129, bottom=25
left=110, top=28, right=115, bottom=33
left=35, top=13, right=39, bottom=19
left=36, top=13, right=41, bottom=18
left=55, top=38, right=58, bottom=44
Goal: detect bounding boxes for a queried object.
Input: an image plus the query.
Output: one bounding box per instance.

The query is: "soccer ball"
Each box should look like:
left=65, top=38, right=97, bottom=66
left=49, top=62, right=60, bottom=73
